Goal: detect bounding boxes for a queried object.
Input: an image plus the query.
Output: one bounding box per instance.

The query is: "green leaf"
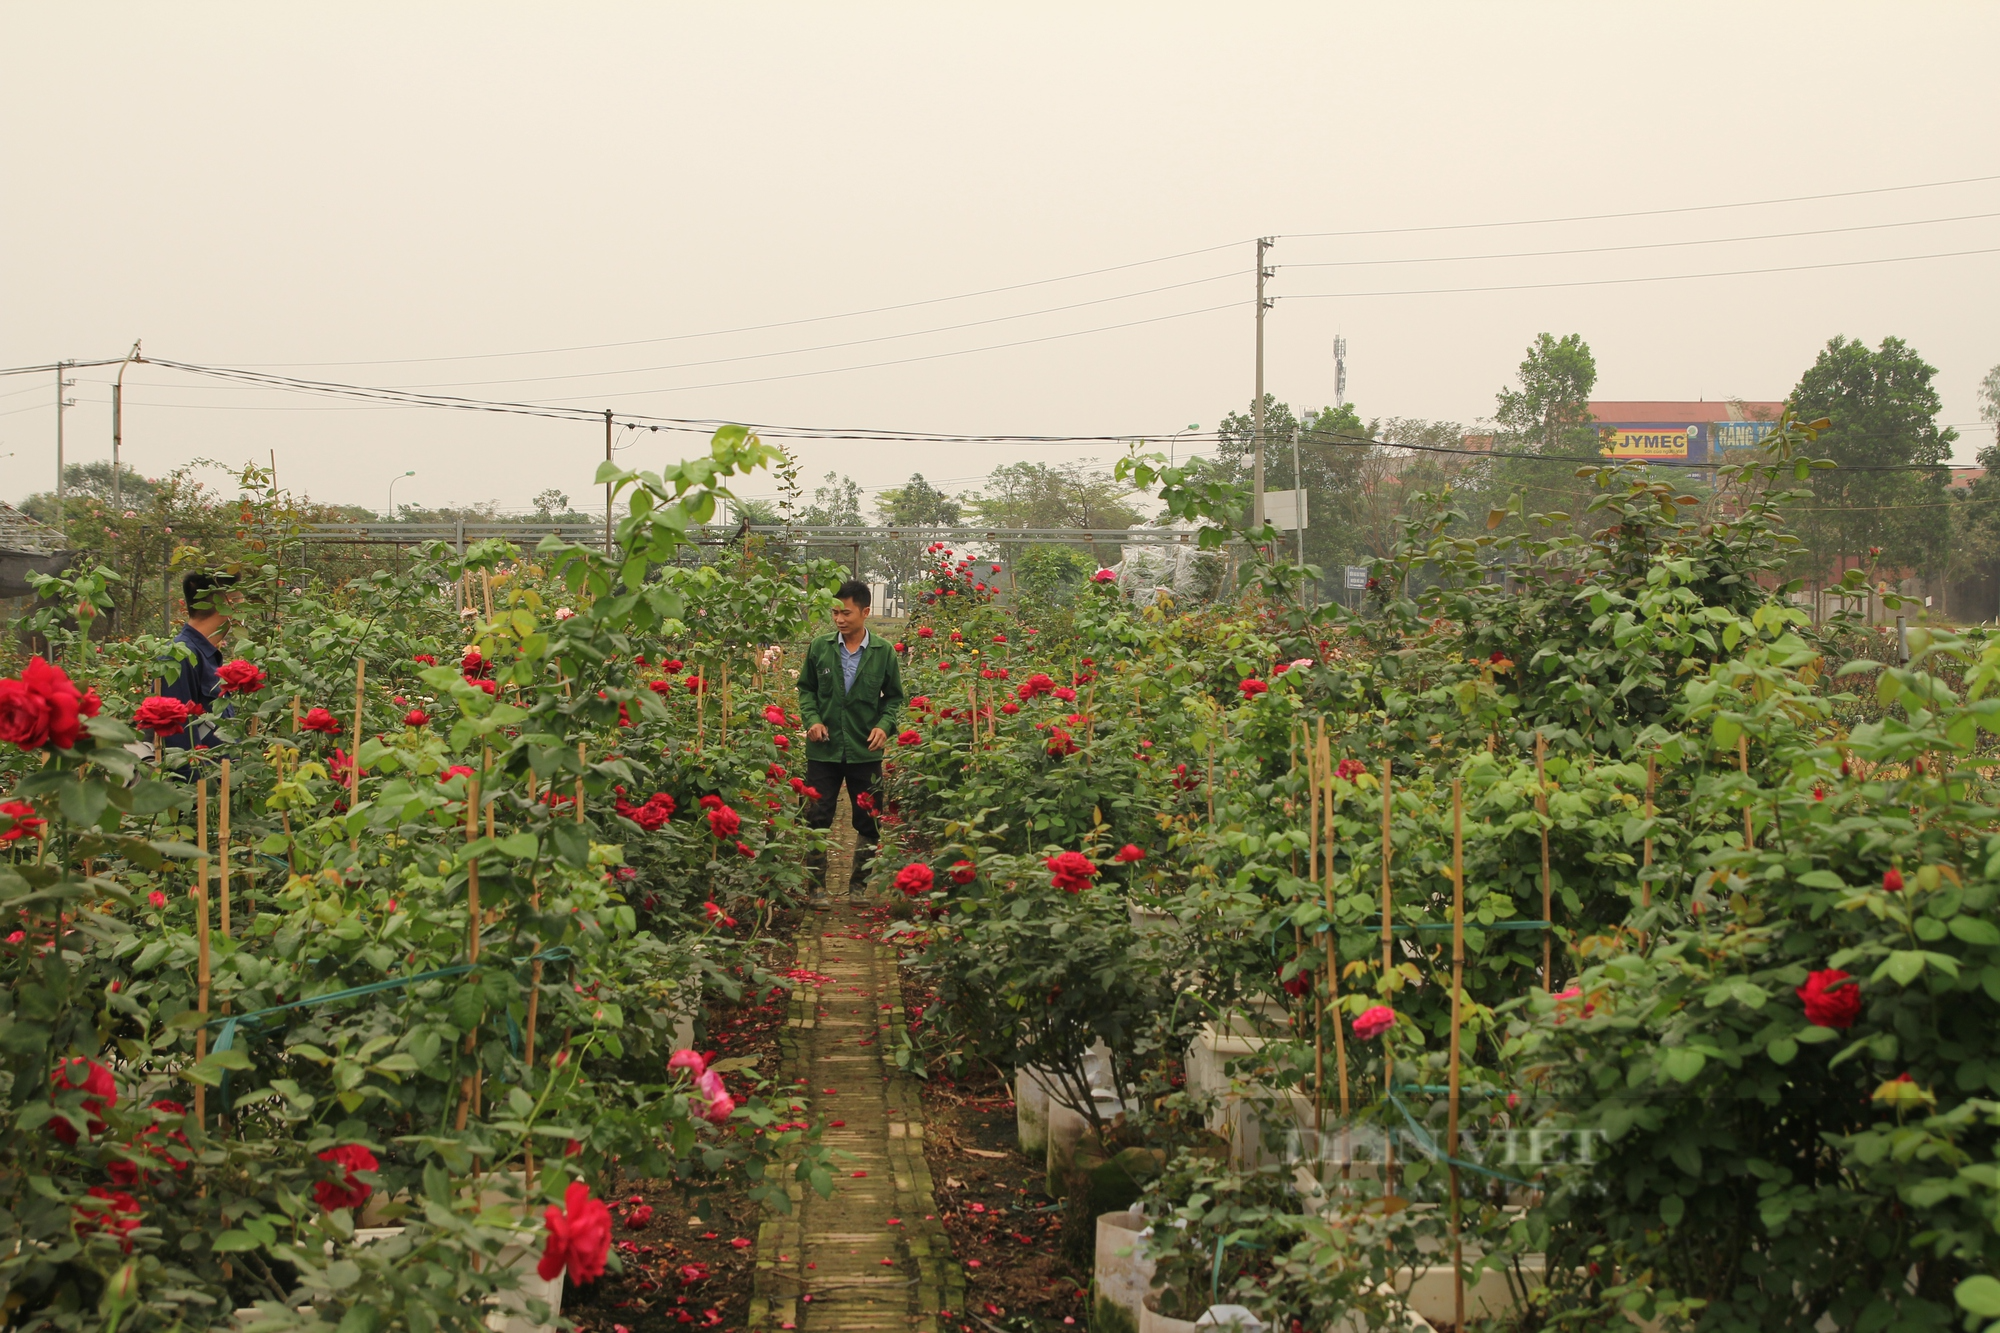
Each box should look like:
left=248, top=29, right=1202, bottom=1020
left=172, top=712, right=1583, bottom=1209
left=450, top=983, right=485, bottom=1034
left=1795, top=870, right=1847, bottom=890
left=1766, top=1037, right=1798, bottom=1066
left=1659, top=1047, right=1706, bottom=1083
left=59, top=777, right=108, bottom=829
left=1956, top=1275, right=2000, bottom=1317
left=1884, top=951, right=1927, bottom=986
left=1659, top=1194, right=1685, bottom=1228
left=1950, top=916, right=2000, bottom=947
left=496, top=832, right=540, bottom=861
left=211, top=1230, right=264, bottom=1253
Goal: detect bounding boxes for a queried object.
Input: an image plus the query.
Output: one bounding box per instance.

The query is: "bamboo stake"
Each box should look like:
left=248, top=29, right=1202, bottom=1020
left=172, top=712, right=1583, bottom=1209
left=1642, top=754, right=1656, bottom=907
left=1380, top=759, right=1394, bottom=977
left=696, top=668, right=705, bottom=751
left=481, top=568, right=494, bottom=622
left=1308, top=731, right=1324, bottom=1133
left=349, top=658, right=365, bottom=850
left=720, top=660, right=730, bottom=746
left=575, top=743, right=586, bottom=822
left=194, top=779, right=211, bottom=1126
left=291, top=694, right=300, bottom=736
left=1739, top=734, right=1753, bottom=850
left=456, top=775, right=481, bottom=1129
left=1449, top=778, right=1466, bottom=1333
left=1321, top=725, right=1348, bottom=1119
left=1536, top=735, right=1552, bottom=989
left=1206, top=735, right=1216, bottom=826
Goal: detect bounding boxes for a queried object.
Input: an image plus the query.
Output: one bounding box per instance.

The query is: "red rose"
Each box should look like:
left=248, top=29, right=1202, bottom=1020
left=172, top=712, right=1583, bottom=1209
left=216, top=659, right=267, bottom=694
left=14, top=657, right=87, bottom=749
left=461, top=647, right=489, bottom=679
left=663, top=659, right=684, bottom=672
left=1112, top=844, right=1145, bottom=864
left=74, top=1187, right=141, bottom=1251
left=50, top=1056, right=117, bottom=1144
left=412, top=654, right=437, bottom=666
left=300, top=707, right=341, bottom=735
left=470, top=679, right=498, bottom=697
left=763, top=704, right=787, bottom=726
left=1353, top=1005, right=1397, bottom=1040
left=895, top=863, right=934, bottom=896
left=896, top=729, right=921, bottom=747
left=773, top=733, right=790, bottom=749
left=1001, top=701, right=1019, bottom=715
left=1016, top=674, right=1055, bottom=700
left=1281, top=970, right=1312, bottom=998
left=539, top=1181, right=613, bottom=1285
left=950, top=860, right=977, bottom=885
left=1798, top=969, right=1861, bottom=1029
left=1045, top=727, right=1078, bottom=757
left=404, top=708, right=430, bottom=727
left=1046, top=851, right=1097, bottom=892
left=0, top=800, right=45, bottom=843
left=313, top=1144, right=378, bottom=1212
left=917, top=627, right=934, bottom=639
left=1882, top=867, right=1904, bottom=893
left=706, top=805, right=742, bottom=838
left=684, top=675, right=706, bottom=695
left=130, top=696, right=187, bottom=738
left=1239, top=678, right=1269, bottom=700
left=1335, top=758, right=1367, bottom=780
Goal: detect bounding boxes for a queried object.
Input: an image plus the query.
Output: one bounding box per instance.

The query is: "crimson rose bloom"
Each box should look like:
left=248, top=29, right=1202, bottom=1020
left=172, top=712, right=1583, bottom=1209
left=1239, top=678, right=1269, bottom=699
left=404, top=708, right=430, bottom=727
left=50, top=1056, right=117, bottom=1144
left=0, top=656, right=91, bottom=751
left=1281, top=969, right=1312, bottom=998
left=1335, top=758, right=1367, bottom=780
left=411, top=654, right=437, bottom=666
left=663, top=659, right=684, bottom=672
left=1091, top=568, right=1116, bottom=583
left=916, top=627, right=934, bottom=639
left=896, top=729, right=921, bottom=747
left=1798, top=969, right=1861, bottom=1029
left=540, top=1181, right=614, bottom=1284
left=706, top=805, right=742, bottom=838
left=300, top=707, right=341, bottom=735
left=763, top=704, right=787, bottom=726
left=1353, top=1006, right=1397, bottom=1040
left=1000, top=701, right=1019, bottom=715
left=313, top=1144, right=378, bottom=1212
left=1045, top=727, right=1078, bottom=758
left=461, top=647, right=489, bottom=679
left=1112, top=844, right=1145, bottom=864
left=216, top=659, right=267, bottom=694
left=0, top=800, right=45, bottom=843
left=1016, top=673, right=1055, bottom=700
left=895, top=863, right=934, bottom=896
left=1046, top=851, right=1097, bottom=892
left=1883, top=867, right=1904, bottom=893
left=132, top=696, right=190, bottom=738
left=74, top=1187, right=141, bottom=1251
left=950, top=859, right=977, bottom=885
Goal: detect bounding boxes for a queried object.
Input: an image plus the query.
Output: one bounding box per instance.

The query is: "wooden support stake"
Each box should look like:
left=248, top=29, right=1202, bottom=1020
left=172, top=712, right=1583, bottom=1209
left=457, top=775, right=481, bottom=1129
left=1535, top=735, right=1552, bottom=990
left=1379, top=759, right=1394, bottom=978
left=1206, top=736, right=1216, bottom=826
left=1739, top=734, right=1753, bottom=850
left=481, top=568, right=494, bottom=622
left=575, top=743, right=586, bottom=822
left=1449, top=778, right=1466, bottom=1333
left=1320, top=724, right=1348, bottom=1119
left=1642, top=753, right=1656, bottom=907
left=1308, top=729, right=1324, bottom=1133
left=720, top=660, right=730, bottom=746
left=194, top=779, right=211, bottom=1127
left=291, top=694, right=301, bottom=736
left=349, top=658, right=365, bottom=850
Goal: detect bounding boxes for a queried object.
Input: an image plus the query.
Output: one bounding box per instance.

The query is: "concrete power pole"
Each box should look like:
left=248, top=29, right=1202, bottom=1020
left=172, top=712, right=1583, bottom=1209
left=54, top=362, right=76, bottom=535
left=1252, top=237, right=1273, bottom=528
left=603, top=409, right=614, bottom=555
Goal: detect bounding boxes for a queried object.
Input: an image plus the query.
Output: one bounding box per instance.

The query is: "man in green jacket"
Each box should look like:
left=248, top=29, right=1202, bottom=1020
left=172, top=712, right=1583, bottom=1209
left=796, top=579, right=905, bottom=907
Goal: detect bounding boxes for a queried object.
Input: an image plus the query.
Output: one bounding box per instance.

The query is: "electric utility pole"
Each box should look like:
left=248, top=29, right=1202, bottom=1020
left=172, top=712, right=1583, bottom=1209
left=1252, top=237, right=1273, bottom=528
left=112, top=340, right=141, bottom=510
left=603, top=409, right=614, bottom=554
left=54, top=362, right=76, bottom=535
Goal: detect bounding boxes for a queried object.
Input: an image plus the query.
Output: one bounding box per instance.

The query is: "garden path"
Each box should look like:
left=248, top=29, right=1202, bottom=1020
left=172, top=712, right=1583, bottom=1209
left=750, top=811, right=962, bottom=1333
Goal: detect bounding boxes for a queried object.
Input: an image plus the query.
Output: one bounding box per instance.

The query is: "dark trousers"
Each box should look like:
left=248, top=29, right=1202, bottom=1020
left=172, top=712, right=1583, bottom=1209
left=803, top=759, right=882, bottom=845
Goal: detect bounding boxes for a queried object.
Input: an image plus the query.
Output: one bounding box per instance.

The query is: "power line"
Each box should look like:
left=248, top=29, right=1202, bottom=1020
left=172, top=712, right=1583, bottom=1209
left=1278, top=210, right=2000, bottom=270
left=1298, top=426, right=1959, bottom=472
left=1280, top=171, right=2000, bottom=240
left=389, top=270, right=1243, bottom=392
left=1283, top=245, right=2000, bottom=300
left=208, top=239, right=1251, bottom=370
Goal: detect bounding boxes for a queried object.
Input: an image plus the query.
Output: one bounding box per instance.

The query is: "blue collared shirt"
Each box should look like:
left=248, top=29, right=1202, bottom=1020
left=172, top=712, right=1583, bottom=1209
left=837, top=631, right=869, bottom=693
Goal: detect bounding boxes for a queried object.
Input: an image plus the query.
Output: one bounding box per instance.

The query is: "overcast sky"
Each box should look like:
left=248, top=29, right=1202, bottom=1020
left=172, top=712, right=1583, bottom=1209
left=4, top=4, right=1997, bottom=521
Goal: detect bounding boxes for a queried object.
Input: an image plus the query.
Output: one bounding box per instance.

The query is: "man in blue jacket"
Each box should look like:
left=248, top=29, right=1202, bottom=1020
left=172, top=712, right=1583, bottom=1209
left=795, top=579, right=904, bottom=908
left=159, top=571, right=238, bottom=756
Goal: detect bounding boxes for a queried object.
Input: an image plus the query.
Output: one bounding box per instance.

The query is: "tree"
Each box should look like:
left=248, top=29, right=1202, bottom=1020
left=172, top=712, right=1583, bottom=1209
left=1980, top=361, right=2000, bottom=452
left=1786, top=335, right=1955, bottom=590
left=801, top=472, right=863, bottom=527
left=871, top=473, right=964, bottom=591
left=1494, top=333, right=1597, bottom=453
left=962, top=462, right=1140, bottom=569
left=19, top=462, right=158, bottom=526
left=531, top=488, right=570, bottom=519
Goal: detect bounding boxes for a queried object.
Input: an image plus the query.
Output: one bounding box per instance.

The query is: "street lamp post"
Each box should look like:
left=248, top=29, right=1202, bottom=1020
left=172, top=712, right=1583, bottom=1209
left=1169, top=424, right=1199, bottom=470
left=387, top=470, right=415, bottom=520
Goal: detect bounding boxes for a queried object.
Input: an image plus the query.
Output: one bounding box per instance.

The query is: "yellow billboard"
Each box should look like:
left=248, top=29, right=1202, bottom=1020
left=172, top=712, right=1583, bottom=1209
left=1598, top=424, right=1697, bottom=460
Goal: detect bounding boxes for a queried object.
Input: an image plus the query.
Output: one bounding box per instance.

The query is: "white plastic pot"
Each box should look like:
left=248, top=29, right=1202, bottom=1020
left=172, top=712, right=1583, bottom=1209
left=1093, top=1210, right=1155, bottom=1331
left=1017, top=1065, right=1056, bottom=1158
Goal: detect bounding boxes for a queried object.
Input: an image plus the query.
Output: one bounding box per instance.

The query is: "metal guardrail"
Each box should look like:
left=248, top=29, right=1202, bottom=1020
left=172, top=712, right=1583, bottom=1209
left=289, top=523, right=1219, bottom=547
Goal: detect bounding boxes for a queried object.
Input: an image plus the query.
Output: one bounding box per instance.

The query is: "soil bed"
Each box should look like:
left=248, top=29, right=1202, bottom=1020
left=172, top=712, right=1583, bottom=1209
left=564, top=911, right=803, bottom=1333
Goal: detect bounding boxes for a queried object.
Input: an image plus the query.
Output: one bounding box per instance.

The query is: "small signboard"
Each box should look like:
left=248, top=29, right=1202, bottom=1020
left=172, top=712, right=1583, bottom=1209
left=1345, top=566, right=1368, bottom=590
left=1265, top=488, right=1308, bottom=531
